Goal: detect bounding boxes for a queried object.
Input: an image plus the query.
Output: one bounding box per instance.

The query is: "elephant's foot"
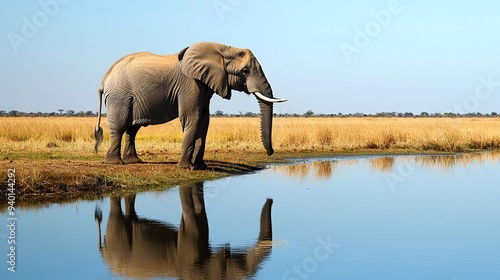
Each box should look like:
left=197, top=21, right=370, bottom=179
left=104, top=156, right=124, bottom=164
left=193, top=161, right=208, bottom=170
left=122, top=155, right=144, bottom=164
left=178, top=160, right=208, bottom=170
left=178, top=159, right=194, bottom=170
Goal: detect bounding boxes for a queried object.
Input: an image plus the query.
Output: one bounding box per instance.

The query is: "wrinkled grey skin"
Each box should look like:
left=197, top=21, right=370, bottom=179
left=94, top=42, right=280, bottom=169
left=95, top=182, right=273, bottom=279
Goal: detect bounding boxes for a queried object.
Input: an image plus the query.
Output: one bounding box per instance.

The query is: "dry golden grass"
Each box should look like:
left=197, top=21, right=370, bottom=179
left=1, top=117, right=500, bottom=157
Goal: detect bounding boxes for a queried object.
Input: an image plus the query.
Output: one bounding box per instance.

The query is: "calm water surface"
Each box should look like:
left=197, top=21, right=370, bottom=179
left=1, top=152, right=500, bottom=279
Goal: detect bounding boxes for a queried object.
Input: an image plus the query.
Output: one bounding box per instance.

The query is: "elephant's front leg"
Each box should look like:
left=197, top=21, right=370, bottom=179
left=178, top=111, right=199, bottom=170
left=178, top=108, right=210, bottom=170
left=192, top=107, right=210, bottom=170
left=178, top=88, right=212, bottom=170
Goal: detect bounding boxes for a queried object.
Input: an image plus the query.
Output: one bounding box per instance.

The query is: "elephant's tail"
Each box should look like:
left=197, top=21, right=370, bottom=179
left=94, top=85, right=104, bottom=154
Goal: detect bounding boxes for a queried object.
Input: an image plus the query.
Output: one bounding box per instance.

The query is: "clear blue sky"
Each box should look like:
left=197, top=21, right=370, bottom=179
left=1, top=0, right=499, bottom=115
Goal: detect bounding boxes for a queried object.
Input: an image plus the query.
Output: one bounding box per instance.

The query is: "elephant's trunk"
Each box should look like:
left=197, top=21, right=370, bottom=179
left=258, top=97, right=274, bottom=156
left=248, top=70, right=287, bottom=155
left=251, top=76, right=277, bottom=156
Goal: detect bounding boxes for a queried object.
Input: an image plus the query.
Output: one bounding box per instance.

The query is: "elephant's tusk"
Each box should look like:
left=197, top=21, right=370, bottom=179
left=253, top=92, right=288, bottom=103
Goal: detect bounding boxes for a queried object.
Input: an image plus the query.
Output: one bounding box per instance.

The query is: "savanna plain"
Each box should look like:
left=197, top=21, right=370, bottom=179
left=1, top=116, right=500, bottom=206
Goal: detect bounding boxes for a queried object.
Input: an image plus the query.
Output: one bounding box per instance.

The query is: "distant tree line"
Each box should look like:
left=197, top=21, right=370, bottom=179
left=0, top=110, right=101, bottom=117
left=212, top=110, right=500, bottom=118
left=1, top=109, right=498, bottom=118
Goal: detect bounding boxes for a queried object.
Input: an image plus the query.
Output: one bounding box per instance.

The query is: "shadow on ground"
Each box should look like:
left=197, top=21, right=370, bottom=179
left=205, top=160, right=263, bottom=174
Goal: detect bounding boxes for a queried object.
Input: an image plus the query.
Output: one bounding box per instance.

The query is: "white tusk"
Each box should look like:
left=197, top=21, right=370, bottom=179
left=253, top=92, right=288, bottom=103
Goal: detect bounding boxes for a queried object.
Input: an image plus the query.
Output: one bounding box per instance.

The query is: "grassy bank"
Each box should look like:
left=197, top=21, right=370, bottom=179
left=1, top=117, right=499, bottom=206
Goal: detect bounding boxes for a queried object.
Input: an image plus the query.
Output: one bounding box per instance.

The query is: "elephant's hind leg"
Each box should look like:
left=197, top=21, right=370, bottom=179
left=105, top=95, right=133, bottom=164
left=123, top=124, right=143, bottom=164
left=105, top=130, right=125, bottom=164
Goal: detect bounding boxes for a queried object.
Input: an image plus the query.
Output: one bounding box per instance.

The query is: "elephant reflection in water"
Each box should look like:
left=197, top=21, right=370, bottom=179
left=95, top=182, right=273, bottom=279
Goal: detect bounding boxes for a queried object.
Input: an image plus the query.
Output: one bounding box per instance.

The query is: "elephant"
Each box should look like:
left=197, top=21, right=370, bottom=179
left=94, top=182, right=273, bottom=279
left=93, top=41, right=287, bottom=169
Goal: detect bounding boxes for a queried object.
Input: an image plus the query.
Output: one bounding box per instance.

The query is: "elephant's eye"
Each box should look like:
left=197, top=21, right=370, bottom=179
left=241, top=68, right=249, bottom=76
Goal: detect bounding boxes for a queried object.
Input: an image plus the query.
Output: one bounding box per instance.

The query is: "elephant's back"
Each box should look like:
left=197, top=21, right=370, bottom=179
left=103, top=52, right=177, bottom=83
left=111, top=52, right=177, bottom=76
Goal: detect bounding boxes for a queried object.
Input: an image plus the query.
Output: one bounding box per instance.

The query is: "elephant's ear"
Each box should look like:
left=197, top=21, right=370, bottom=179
left=178, top=42, right=231, bottom=99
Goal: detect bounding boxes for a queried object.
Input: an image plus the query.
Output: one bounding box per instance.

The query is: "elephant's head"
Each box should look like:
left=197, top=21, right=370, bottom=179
left=178, top=42, right=287, bottom=156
